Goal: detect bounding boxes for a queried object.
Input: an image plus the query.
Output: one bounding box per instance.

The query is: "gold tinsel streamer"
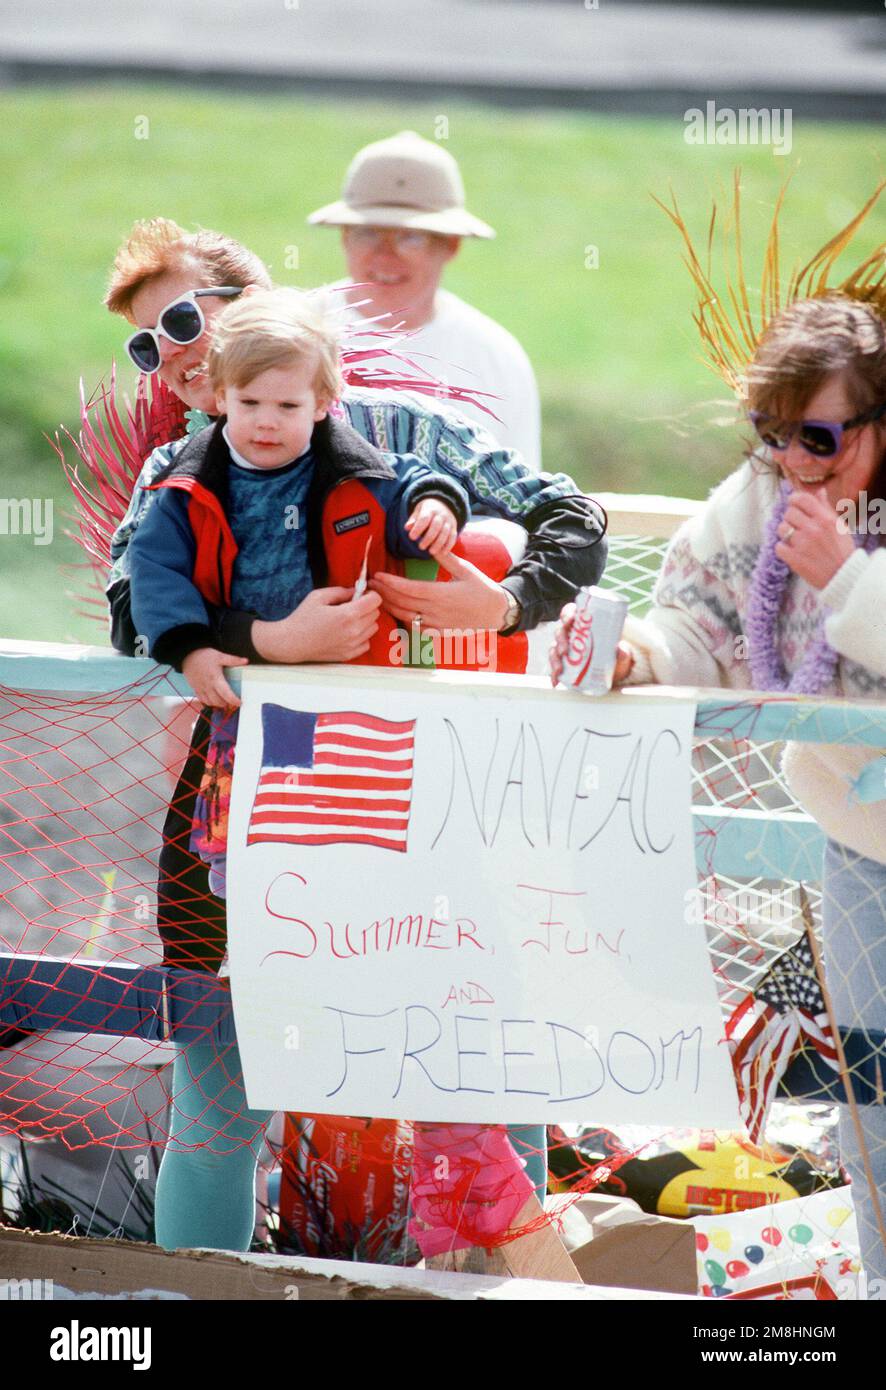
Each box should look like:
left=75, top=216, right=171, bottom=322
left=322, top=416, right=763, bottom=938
left=652, top=172, right=886, bottom=399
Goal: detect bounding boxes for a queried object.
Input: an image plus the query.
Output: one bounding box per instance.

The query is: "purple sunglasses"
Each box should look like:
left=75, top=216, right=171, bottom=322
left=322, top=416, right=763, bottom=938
left=749, top=401, right=886, bottom=460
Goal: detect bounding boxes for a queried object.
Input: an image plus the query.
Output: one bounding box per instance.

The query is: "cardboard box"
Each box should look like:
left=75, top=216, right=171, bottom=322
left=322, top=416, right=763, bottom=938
left=549, top=1194, right=697, bottom=1295
left=0, top=1226, right=689, bottom=1301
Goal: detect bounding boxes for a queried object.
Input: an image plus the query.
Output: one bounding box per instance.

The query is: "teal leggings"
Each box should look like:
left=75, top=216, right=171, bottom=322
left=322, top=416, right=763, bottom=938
left=154, top=1038, right=272, bottom=1252
left=155, top=1037, right=548, bottom=1252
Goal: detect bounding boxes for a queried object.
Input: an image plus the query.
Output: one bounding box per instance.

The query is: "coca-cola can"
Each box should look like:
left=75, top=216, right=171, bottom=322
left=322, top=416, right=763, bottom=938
left=557, top=586, right=629, bottom=694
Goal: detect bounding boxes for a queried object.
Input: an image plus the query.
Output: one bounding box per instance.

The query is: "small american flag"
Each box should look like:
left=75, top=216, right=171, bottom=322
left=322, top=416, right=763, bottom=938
left=247, top=704, right=416, bottom=853
left=726, top=934, right=839, bottom=1143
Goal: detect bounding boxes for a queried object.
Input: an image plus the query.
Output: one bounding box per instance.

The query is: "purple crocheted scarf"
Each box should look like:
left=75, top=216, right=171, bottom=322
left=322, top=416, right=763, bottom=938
left=745, top=481, right=876, bottom=695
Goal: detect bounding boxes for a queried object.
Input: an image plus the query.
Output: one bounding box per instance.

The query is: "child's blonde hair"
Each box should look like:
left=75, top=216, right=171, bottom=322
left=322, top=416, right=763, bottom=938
left=207, top=288, right=342, bottom=402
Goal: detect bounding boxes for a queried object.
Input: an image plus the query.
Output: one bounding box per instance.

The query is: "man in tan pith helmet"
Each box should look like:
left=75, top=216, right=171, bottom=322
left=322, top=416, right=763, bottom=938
left=309, top=130, right=541, bottom=470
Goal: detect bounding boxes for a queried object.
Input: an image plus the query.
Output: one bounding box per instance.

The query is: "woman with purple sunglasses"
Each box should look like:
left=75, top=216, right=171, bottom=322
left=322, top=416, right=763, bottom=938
left=553, top=283, right=886, bottom=1294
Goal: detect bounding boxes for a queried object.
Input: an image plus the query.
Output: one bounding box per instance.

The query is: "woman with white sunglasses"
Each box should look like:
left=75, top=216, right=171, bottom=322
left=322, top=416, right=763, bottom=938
left=95, top=216, right=608, bottom=1251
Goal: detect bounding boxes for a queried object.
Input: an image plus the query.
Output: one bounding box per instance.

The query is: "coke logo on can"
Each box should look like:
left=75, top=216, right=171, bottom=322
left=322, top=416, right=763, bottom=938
left=567, top=608, right=595, bottom=686
left=558, top=586, right=628, bottom=695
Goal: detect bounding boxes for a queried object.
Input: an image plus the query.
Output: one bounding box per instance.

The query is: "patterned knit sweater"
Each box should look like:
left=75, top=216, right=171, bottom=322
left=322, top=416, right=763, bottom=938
left=622, top=458, right=886, bottom=865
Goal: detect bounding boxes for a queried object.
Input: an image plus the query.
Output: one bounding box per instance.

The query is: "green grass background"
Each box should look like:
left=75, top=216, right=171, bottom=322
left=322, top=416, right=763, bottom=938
left=1, top=85, right=883, bottom=642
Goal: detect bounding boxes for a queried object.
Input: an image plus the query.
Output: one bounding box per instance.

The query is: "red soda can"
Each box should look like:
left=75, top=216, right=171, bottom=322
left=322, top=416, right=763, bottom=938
left=558, top=586, right=628, bottom=694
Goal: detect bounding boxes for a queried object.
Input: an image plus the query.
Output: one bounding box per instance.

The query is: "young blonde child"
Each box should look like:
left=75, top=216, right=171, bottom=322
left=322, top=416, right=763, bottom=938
left=129, top=289, right=469, bottom=1249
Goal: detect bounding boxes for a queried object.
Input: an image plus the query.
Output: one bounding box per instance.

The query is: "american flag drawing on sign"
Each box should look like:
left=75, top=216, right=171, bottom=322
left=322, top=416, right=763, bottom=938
left=726, top=934, right=839, bottom=1143
left=247, top=704, right=416, bottom=852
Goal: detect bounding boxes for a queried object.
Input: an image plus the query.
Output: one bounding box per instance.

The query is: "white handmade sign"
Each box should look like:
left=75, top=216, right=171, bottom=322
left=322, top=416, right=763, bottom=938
left=226, top=666, right=739, bottom=1126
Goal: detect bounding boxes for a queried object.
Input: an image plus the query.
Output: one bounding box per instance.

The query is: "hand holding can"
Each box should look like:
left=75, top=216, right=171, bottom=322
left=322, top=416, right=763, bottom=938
left=551, top=586, right=629, bottom=694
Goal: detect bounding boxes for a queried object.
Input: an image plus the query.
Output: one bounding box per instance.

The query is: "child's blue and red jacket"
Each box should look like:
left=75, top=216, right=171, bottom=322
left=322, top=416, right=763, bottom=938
left=108, top=386, right=609, bottom=658
left=128, top=414, right=471, bottom=670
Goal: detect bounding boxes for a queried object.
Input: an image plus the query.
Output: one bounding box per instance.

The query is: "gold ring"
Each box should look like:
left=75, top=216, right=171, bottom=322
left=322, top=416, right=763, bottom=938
left=783, top=525, right=795, bottom=542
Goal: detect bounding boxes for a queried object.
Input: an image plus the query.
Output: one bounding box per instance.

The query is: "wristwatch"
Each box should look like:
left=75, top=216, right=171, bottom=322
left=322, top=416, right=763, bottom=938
left=498, top=589, right=522, bottom=633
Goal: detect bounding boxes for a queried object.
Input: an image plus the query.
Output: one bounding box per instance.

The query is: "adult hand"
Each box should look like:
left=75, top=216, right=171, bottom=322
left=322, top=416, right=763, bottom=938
left=370, top=550, right=511, bottom=630
left=182, top=648, right=249, bottom=708
left=775, top=486, right=856, bottom=590
left=253, top=587, right=382, bottom=664
left=548, top=602, right=576, bottom=685
left=548, top=602, right=634, bottom=687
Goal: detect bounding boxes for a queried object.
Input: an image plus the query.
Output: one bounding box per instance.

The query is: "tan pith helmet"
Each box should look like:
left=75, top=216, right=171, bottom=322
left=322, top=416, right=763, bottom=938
left=307, top=130, right=496, bottom=240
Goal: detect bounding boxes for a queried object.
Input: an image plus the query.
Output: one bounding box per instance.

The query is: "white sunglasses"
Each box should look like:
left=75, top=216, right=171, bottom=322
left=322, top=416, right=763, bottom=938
left=125, top=287, right=243, bottom=374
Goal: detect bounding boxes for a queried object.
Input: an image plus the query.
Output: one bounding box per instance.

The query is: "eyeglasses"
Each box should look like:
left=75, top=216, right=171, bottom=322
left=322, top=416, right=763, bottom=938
left=344, top=227, right=436, bottom=253
left=125, top=287, right=243, bottom=374
left=749, top=402, right=886, bottom=460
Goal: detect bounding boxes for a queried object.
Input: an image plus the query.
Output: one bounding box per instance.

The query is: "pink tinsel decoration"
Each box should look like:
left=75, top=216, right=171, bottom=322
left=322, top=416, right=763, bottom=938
left=50, top=371, right=187, bottom=618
